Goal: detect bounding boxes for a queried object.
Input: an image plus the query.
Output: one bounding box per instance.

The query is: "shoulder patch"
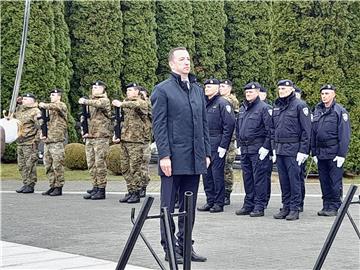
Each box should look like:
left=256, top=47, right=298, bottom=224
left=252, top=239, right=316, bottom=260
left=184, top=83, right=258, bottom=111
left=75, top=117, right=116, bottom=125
left=342, top=113, right=348, bottom=122
left=302, top=107, right=309, bottom=116
left=268, top=109, right=273, bottom=116
left=226, top=105, right=232, bottom=113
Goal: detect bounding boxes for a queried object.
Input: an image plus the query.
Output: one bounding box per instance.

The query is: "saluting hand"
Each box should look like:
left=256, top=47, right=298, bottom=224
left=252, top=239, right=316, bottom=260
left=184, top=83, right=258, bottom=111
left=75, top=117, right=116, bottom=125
left=112, top=100, right=122, bottom=107
left=160, top=157, right=172, bottom=177
left=38, top=102, right=45, bottom=108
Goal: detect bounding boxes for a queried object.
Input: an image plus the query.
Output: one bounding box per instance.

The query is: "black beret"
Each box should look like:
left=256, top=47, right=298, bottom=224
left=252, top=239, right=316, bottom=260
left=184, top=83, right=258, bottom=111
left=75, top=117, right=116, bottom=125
left=126, top=82, right=139, bottom=88
left=220, top=79, right=232, bottom=86
left=138, top=86, right=148, bottom=94
left=259, top=85, right=267, bottom=93
left=92, top=80, right=107, bottom=88
left=204, top=78, right=220, bottom=85
left=320, top=84, right=336, bottom=92
left=50, top=88, right=63, bottom=94
left=277, top=79, right=294, bottom=87
left=294, top=86, right=302, bottom=93
left=244, top=82, right=261, bottom=90
left=22, top=93, right=36, bottom=100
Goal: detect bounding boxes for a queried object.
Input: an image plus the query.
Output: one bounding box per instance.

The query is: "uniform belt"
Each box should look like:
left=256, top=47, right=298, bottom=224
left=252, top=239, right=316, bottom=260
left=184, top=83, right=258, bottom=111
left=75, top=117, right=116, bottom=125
left=275, top=137, right=299, bottom=143
left=317, top=139, right=338, bottom=147
left=239, top=137, right=265, bottom=146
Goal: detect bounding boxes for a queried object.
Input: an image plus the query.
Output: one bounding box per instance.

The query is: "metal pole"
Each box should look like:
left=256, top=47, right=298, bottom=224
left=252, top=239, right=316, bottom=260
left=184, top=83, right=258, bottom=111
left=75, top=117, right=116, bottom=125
left=183, top=191, right=193, bottom=270
left=313, top=185, right=358, bottom=270
left=162, top=207, right=178, bottom=270
left=116, top=196, right=154, bottom=270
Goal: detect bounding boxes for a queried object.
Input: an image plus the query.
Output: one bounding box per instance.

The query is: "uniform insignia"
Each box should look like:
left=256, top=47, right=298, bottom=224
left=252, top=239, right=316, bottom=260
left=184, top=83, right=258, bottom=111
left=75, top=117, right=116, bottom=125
left=251, top=84, right=255, bottom=89
left=302, top=107, right=309, bottom=116
left=212, top=105, right=217, bottom=109
left=310, top=114, right=314, bottom=122
left=268, top=109, right=272, bottom=116
left=342, top=113, right=348, bottom=122
left=285, top=82, right=289, bottom=86
left=226, top=105, right=232, bottom=113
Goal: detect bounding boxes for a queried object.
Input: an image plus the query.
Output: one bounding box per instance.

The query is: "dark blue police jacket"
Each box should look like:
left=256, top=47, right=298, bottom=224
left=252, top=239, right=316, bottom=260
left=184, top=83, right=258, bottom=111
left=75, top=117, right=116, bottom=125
left=151, top=72, right=211, bottom=176
left=236, top=96, right=272, bottom=154
left=311, top=101, right=351, bottom=159
left=272, top=92, right=311, bottom=156
left=206, top=94, right=235, bottom=152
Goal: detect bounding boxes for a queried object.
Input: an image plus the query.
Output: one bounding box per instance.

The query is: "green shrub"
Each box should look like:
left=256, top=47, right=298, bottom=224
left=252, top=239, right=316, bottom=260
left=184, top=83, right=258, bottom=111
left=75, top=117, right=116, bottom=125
left=106, top=144, right=122, bottom=175
left=1, top=142, right=17, bottom=163
left=64, top=143, right=87, bottom=170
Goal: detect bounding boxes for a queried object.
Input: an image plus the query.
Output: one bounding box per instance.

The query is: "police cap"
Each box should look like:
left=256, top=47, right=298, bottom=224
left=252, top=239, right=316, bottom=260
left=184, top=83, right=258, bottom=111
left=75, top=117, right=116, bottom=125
left=220, top=79, right=232, bottom=86
left=22, top=93, right=36, bottom=100
left=243, top=82, right=261, bottom=90
left=50, top=88, right=63, bottom=94
left=277, top=79, right=294, bottom=87
left=294, top=85, right=302, bottom=93
left=92, top=80, right=107, bottom=88
left=204, top=78, right=220, bottom=85
left=320, top=84, right=336, bottom=92
left=259, top=85, right=267, bottom=93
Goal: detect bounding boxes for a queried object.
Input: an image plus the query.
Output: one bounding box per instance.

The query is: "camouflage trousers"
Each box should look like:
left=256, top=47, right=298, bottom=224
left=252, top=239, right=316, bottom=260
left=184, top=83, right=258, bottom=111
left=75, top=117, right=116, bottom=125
left=17, top=143, right=38, bottom=186
left=85, top=138, right=109, bottom=188
left=141, top=142, right=151, bottom=188
left=120, top=142, right=145, bottom=193
left=44, top=142, right=65, bottom=188
left=225, top=141, right=236, bottom=194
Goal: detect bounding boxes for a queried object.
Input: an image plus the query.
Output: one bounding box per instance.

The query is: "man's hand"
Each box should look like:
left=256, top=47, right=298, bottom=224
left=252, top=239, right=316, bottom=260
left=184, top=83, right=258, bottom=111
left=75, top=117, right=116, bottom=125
left=40, top=134, right=47, bottom=140
left=206, top=157, right=211, bottom=168
left=296, top=152, right=309, bottom=166
left=112, top=135, right=120, bottom=144
left=333, top=156, right=345, bottom=168
left=217, top=147, right=226, bottom=158
left=160, top=156, right=172, bottom=177
left=112, top=100, right=122, bottom=107
left=38, top=102, right=46, bottom=108
left=78, top=98, right=86, bottom=105
left=236, top=147, right=241, bottom=155
left=258, top=147, right=269, bottom=161
left=272, top=150, right=277, bottom=163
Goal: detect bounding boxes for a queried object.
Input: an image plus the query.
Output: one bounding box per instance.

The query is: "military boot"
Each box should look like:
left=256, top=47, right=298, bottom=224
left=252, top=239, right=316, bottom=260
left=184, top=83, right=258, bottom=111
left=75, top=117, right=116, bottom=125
left=139, top=186, right=146, bottom=198
left=224, top=193, right=231, bottom=206
left=22, top=185, right=34, bottom=193
left=86, top=186, right=97, bottom=194
left=273, top=208, right=290, bottom=219
left=49, top=187, right=62, bottom=196
left=285, top=210, right=299, bottom=221
left=119, top=192, right=133, bottom=203
left=127, top=191, right=140, bottom=204
left=91, top=188, right=106, bottom=200
left=16, top=185, right=27, bottom=193
left=84, top=187, right=98, bottom=199
left=42, top=187, right=55, bottom=195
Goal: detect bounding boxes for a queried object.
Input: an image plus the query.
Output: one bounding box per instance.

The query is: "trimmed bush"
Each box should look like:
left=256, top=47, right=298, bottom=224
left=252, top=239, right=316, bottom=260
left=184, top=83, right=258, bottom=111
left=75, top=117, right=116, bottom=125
left=64, top=143, right=87, bottom=170
left=1, top=142, right=17, bottom=163
left=106, top=144, right=122, bottom=175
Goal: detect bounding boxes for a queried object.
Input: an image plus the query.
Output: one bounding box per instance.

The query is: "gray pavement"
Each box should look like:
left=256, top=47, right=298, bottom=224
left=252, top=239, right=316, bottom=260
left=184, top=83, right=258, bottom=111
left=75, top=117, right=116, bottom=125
left=1, top=179, right=359, bottom=270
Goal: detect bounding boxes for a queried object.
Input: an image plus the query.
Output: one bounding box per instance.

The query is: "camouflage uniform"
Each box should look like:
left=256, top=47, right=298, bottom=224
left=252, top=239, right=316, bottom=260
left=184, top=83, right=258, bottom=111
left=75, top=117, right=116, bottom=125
left=83, top=93, right=112, bottom=188
left=141, top=98, right=152, bottom=189
left=222, top=94, right=240, bottom=197
left=14, top=103, right=41, bottom=187
left=41, top=101, right=68, bottom=188
left=120, top=97, right=148, bottom=193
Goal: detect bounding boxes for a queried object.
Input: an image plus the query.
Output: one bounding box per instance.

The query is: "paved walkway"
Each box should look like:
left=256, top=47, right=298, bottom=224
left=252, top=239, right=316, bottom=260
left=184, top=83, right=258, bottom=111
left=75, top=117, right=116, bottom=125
left=1, top=241, right=151, bottom=270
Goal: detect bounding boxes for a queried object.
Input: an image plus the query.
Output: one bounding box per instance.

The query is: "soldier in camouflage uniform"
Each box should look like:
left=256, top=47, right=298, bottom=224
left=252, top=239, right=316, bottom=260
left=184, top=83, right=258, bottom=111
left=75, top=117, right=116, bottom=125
left=220, top=80, right=240, bottom=205
left=14, top=93, right=41, bottom=194
left=39, top=89, right=68, bottom=196
left=79, top=80, right=112, bottom=200
left=113, top=83, right=148, bottom=204
left=139, top=86, right=152, bottom=198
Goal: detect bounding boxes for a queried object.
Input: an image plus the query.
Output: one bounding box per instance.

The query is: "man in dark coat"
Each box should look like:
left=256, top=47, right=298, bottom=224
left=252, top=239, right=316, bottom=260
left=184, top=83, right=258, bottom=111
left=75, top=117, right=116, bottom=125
left=151, top=47, right=211, bottom=263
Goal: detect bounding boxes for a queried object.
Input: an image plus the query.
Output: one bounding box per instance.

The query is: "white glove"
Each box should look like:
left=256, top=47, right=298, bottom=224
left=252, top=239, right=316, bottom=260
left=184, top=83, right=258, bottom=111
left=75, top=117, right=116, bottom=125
left=218, top=147, right=226, bottom=158
left=272, top=150, right=276, bottom=163
left=296, top=152, right=309, bottom=166
left=236, top=147, right=241, bottom=155
left=313, top=156, right=318, bottom=165
left=333, top=156, right=345, bottom=168
left=258, top=147, right=269, bottom=161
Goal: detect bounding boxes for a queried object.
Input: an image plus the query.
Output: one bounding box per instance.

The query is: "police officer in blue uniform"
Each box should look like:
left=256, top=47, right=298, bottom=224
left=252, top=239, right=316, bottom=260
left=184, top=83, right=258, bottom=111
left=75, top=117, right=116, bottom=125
left=197, top=79, right=235, bottom=213
left=272, top=79, right=311, bottom=221
left=294, top=85, right=306, bottom=212
left=235, top=82, right=273, bottom=217
left=259, top=84, right=273, bottom=207
left=311, top=84, right=351, bottom=216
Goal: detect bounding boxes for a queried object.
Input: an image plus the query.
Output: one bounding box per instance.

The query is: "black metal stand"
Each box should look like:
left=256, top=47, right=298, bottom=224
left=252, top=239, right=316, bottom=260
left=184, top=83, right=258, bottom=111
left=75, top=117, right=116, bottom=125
left=313, top=184, right=359, bottom=270
left=116, top=192, right=194, bottom=270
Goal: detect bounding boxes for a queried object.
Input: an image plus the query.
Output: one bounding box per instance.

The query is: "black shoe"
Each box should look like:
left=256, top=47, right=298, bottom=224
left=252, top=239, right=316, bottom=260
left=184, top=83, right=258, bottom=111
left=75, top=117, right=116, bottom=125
left=86, top=187, right=97, bottom=194
left=286, top=210, right=299, bottom=221
left=299, top=206, right=304, bottom=212
left=119, top=193, right=133, bottom=203
left=16, top=185, right=27, bottom=193
left=210, top=204, right=223, bottom=213
left=91, top=188, right=106, bottom=200
left=22, top=185, right=34, bottom=193
left=250, top=210, right=264, bottom=217
left=224, top=196, right=231, bottom=206
left=322, top=210, right=338, bottom=217
left=273, top=208, right=290, bottom=219
left=139, top=187, right=146, bottom=198
left=127, top=192, right=140, bottom=203
left=164, top=252, right=184, bottom=264
left=197, top=203, right=213, bottom=212
left=84, top=187, right=98, bottom=199
left=176, top=247, right=207, bottom=262
left=235, top=207, right=252, bottom=215
left=42, top=187, right=55, bottom=195
left=49, top=187, right=62, bottom=196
